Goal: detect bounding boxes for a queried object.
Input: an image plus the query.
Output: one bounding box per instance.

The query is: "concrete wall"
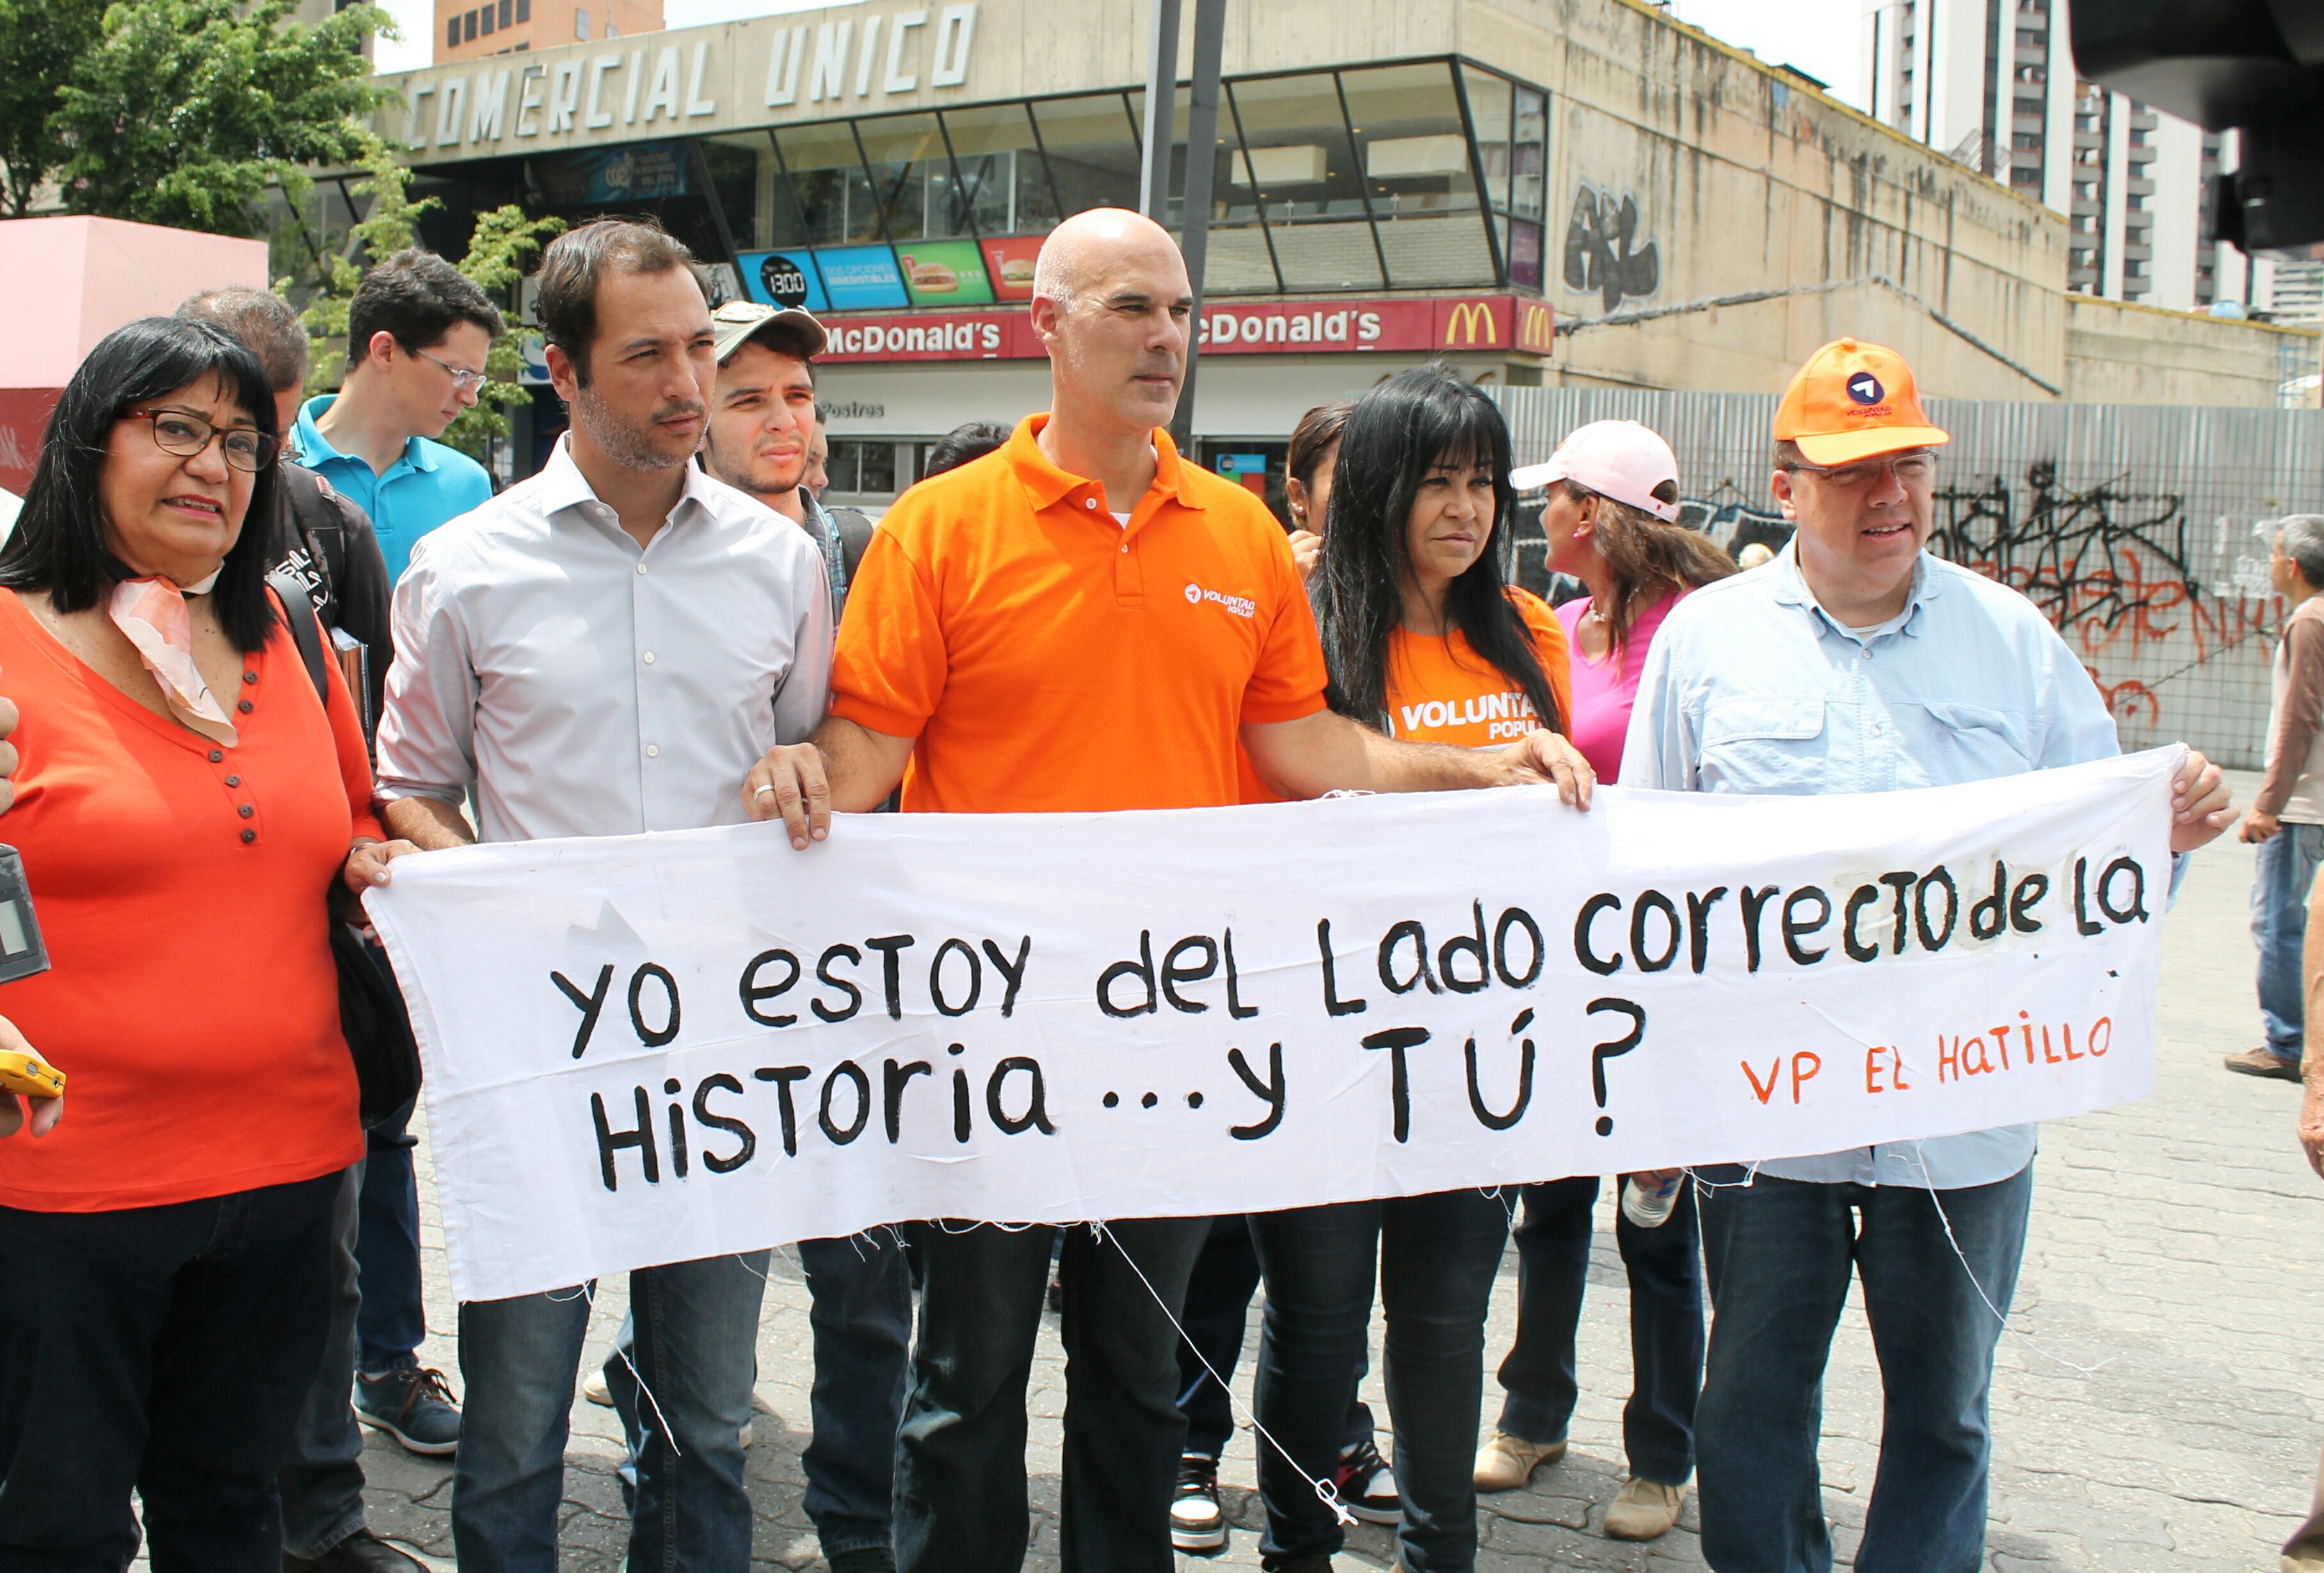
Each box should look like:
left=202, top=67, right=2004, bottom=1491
left=2064, top=296, right=2318, bottom=407
left=380, top=0, right=2289, bottom=408
left=1461, top=0, right=2071, bottom=400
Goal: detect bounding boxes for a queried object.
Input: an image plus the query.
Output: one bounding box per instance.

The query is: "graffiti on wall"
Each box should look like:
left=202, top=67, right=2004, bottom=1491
left=1491, top=388, right=2308, bottom=767
left=1679, top=495, right=1790, bottom=557
left=1562, top=183, right=1660, bottom=313
left=1510, top=458, right=2279, bottom=749
left=1927, top=462, right=2273, bottom=731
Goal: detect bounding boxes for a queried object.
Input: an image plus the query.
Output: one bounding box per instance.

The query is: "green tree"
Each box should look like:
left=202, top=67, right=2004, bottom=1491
left=442, top=202, right=566, bottom=458
left=299, top=138, right=443, bottom=393
left=298, top=140, right=563, bottom=463
left=0, top=0, right=106, bottom=217
left=53, top=0, right=394, bottom=237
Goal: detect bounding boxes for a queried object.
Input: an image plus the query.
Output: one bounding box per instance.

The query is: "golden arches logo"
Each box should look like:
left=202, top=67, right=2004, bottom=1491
left=1443, top=301, right=1500, bottom=346
left=1519, top=303, right=1554, bottom=352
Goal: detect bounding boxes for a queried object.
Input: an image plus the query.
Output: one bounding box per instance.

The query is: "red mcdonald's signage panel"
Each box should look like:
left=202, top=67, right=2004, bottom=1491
left=811, top=295, right=1553, bottom=366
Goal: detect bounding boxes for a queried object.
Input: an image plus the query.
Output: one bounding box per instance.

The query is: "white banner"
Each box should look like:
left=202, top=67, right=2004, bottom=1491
left=369, top=749, right=2176, bottom=1302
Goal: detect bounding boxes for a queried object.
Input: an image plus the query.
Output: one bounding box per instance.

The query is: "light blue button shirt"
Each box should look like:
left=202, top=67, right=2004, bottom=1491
left=1621, top=543, right=2122, bottom=1189
left=291, top=395, right=494, bottom=586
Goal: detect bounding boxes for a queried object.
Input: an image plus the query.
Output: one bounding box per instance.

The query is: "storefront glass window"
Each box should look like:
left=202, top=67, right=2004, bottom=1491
left=773, top=120, right=872, bottom=245
left=1211, top=91, right=1284, bottom=294
left=1123, top=87, right=1279, bottom=294
left=759, top=130, right=813, bottom=249
left=699, top=133, right=767, bottom=252
left=942, top=102, right=1058, bottom=237
left=1224, top=73, right=1382, bottom=292
left=1031, top=93, right=1143, bottom=218
left=1512, top=83, right=1548, bottom=224
left=856, top=113, right=961, bottom=243
left=827, top=438, right=897, bottom=496
left=1463, top=68, right=1512, bottom=215
left=1342, top=61, right=1495, bottom=289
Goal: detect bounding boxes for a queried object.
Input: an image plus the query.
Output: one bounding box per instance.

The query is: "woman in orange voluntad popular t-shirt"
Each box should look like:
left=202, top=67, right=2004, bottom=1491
left=1237, top=368, right=1573, bottom=1573
left=0, top=317, right=408, bottom=1566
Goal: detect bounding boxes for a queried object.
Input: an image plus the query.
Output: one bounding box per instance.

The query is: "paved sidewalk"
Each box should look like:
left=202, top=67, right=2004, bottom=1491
left=350, top=769, right=2323, bottom=1570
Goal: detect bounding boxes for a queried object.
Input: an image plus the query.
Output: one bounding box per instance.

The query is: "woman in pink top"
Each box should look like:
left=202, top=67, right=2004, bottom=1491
left=1536, top=420, right=1738, bottom=780
left=1475, top=420, right=1735, bottom=1543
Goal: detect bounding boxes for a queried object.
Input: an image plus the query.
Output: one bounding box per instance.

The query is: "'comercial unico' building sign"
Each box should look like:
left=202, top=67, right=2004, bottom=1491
left=390, top=4, right=982, bottom=158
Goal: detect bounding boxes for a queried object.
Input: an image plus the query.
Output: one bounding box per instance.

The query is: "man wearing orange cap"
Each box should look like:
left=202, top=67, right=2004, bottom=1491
left=1623, top=339, right=2234, bottom=1572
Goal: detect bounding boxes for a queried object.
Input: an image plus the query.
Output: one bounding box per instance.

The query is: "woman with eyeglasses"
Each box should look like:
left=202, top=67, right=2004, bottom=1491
left=1244, top=367, right=1576, bottom=1573
left=0, top=317, right=416, bottom=1565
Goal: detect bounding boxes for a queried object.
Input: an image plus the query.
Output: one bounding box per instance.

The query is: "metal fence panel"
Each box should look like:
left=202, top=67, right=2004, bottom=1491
left=1493, top=387, right=2324, bottom=768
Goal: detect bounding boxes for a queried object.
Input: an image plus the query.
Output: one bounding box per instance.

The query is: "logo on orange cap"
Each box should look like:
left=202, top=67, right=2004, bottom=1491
left=1774, top=339, right=1949, bottom=467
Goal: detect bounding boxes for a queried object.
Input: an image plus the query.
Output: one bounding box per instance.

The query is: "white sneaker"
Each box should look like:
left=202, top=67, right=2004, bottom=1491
left=1170, top=1453, right=1227, bottom=1551
left=581, top=1367, right=613, bottom=1407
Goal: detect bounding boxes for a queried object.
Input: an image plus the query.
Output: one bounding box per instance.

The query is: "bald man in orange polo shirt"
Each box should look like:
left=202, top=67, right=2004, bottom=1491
left=745, top=208, right=1592, bottom=1573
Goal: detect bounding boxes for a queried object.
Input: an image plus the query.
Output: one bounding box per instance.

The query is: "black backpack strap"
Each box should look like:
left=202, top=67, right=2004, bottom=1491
left=267, top=568, right=331, bottom=705
left=828, top=506, right=877, bottom=581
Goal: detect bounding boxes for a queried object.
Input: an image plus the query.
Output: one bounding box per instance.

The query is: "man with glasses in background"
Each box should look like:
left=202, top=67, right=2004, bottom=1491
left=1624, top=339, right=2232, bottom=1572
left=292, top=249, right=504, bottom=586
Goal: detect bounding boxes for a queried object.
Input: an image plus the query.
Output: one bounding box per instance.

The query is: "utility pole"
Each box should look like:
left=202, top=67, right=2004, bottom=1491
left=1138, top=0, right=1180, bottom=220
left=1141, top=0, right=1226, bottom=456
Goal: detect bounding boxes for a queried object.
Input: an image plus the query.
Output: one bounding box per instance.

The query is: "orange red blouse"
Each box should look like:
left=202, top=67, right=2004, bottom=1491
left=0, top=591, right=380, bottom=1211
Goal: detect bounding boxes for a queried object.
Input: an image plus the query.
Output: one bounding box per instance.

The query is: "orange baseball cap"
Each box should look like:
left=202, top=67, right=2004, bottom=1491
left=1773, top=339, right=1950, bottom=466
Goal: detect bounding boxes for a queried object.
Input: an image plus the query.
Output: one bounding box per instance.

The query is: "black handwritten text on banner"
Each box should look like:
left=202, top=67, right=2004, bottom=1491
left=367, top=750, right=2175, bottom=1301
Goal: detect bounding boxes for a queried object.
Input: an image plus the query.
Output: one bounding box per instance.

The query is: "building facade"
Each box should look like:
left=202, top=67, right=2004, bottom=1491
left=371, top=0, right=2302, bottom=511
left=435, top=0, right=662, bottom=64
left=1861, top=0, right=2280, bottom=315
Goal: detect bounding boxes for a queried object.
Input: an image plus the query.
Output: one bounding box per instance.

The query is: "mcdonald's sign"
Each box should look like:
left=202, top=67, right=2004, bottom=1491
left=1438, top=298, right=1503, bottom=347
left=807, top=292, right=1557, bottom=366
left=1517, top=300, right=1556, bottom=355
left=1425, top=296, right=1551, bottom=356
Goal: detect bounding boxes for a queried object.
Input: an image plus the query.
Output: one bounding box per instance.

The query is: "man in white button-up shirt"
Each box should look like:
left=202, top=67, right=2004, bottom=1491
left=374, top=218, right=830, bottom=1573
left=1624, top=339, right=2231, bottom=1573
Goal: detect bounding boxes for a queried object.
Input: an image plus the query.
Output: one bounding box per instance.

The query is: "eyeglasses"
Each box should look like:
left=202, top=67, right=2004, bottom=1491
left=124, top=409, right=280, bottom=473
left=415, top=346, right=488, bottom=392
left=1781, top=450, right=1937, bottom=490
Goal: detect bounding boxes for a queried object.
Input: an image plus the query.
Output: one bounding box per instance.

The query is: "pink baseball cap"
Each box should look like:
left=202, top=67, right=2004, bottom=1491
left=1510, top=420, right=1681, bottom=523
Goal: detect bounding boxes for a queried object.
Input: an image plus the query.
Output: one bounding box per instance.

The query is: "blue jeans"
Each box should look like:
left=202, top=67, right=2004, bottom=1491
left=798, top=1233, right=915, bottom=1556
left=1694, top=1164, right=2033, bottom=1573
left=0, top=1174, right=338, bottom=1571
left=1248, top=1189, right=1511, bottom=1573
left=355, top=1098, right=427, bottom=1373
left=609, top=1234, right=910, bottom=1554
left=280, top=1096, right=430, bottom=1558
left=451, top=1252, right=768, bottom=1573
left=2254, top=822, right=2324, bottom=1062
left=1495, top=1176, right=1703, bottom=1485
left=895, top=1217, right=1209, bottom=1573
left=280, top=1163, right=369, bottom=1558
left=1177, top=1215, right=1374, bottom=1462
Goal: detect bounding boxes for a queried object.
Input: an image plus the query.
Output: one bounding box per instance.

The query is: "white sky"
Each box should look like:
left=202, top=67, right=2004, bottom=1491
left=376, top=0, right=1867, bottom=111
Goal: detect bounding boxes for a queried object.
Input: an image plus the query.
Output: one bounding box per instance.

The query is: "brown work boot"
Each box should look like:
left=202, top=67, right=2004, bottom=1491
left=1603, top=1476, right=1686, bottom=1540
left=1473, top=1429, right=1566, bottom=1492
left=2226, top=1047, right=2304, bottom=1081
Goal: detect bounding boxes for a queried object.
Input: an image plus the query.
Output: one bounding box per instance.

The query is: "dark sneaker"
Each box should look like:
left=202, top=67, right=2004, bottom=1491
left=1333, top=1435, right=1399, bottom=1525
left=1171, top=1452, right=1228, bottom=1553
left=2225, top=1047, right=2304, bottom=1081
left=354, top=1365, right=461, bottom=1457
left=826, top=1549, right=897, bottom=1573
left=284, top=1529, right=428, bottom=1573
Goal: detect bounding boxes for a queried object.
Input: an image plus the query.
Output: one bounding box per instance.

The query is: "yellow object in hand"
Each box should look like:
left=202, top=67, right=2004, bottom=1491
left=0, top=1049, right=63, bottom=1098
